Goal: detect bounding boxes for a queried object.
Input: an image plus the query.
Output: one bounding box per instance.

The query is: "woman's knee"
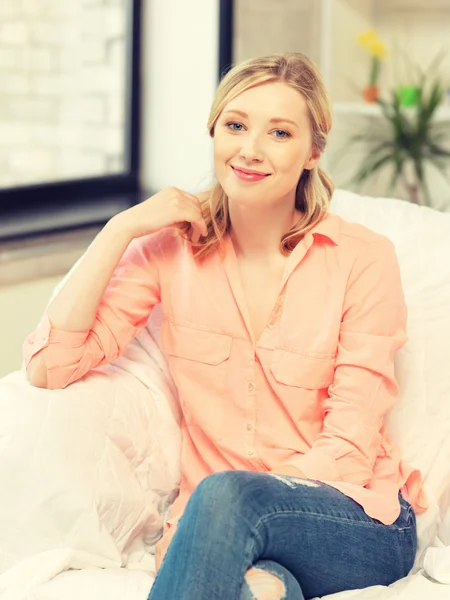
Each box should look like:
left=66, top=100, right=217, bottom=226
left=241, top=560, right=303, bottom=600
left=188, top=470, right=259, bottom=513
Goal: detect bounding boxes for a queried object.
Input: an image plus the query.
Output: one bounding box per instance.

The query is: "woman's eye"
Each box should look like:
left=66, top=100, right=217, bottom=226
left=273, top=129, right=291, bottom=139
left=226, top=122, right=244, bottom=131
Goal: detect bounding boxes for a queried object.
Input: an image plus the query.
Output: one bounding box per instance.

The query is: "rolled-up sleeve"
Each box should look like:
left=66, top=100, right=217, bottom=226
left=22, top=233, right=162, bottom=390
left=287, top=237, right=408, bottom=485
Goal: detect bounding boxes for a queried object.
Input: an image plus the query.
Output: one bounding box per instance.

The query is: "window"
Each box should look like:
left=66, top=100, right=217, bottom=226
left=0, top=0, right=141, bottom=240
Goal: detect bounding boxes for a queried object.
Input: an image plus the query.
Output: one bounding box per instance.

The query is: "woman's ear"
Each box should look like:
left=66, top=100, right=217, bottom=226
left=304, top=149, right=321, bottom=170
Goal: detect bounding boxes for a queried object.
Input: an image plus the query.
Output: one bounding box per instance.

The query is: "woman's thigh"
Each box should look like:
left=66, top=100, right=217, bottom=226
left=206, top=470, right=417, bottom=599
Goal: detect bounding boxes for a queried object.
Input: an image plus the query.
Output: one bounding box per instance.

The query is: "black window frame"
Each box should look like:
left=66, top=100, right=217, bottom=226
left=218, top=0, right=234, bottom=81
left=0, top=0, right=143, bottom=241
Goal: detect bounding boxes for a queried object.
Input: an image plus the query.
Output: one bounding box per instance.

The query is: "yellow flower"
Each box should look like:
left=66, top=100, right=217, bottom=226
left=370, top=40, right=388, bottom=59
left=357, top=29, right=378, bottom=51
left=357, top=29, right=388, bottom=59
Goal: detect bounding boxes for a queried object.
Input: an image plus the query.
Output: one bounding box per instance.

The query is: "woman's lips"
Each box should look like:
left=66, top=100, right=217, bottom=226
left=231, top=166, right=270, bottom=183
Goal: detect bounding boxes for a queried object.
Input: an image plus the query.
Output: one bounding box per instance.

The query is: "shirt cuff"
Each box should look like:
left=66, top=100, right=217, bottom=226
left=284, top=449, right=341, bottom=482
left=22, top=314, right=89, bottom=388
left=22, top=314, right=52, bottom=369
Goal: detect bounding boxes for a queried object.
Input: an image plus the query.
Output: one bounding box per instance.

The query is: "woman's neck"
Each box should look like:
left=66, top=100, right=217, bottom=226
left=228, top=200, right=299, bottom=259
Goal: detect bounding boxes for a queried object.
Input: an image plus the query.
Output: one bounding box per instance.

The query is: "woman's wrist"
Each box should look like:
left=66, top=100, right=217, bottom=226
left=105, top=212, right=139, bottom=243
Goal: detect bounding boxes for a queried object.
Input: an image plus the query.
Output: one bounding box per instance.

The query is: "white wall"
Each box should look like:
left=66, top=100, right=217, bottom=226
left=140, top=0, right=219, bottom=194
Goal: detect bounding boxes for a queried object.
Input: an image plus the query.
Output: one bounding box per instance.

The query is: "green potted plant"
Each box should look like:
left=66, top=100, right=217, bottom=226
left=338, top=52, right=450, bottom=207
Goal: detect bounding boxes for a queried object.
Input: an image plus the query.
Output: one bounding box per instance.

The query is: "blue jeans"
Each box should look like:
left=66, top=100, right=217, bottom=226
left=148, top=471, right=417, bottom=600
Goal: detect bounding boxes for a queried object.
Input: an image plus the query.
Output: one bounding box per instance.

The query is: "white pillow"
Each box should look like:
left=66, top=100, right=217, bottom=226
left=330, top=189, right=450, bottom=556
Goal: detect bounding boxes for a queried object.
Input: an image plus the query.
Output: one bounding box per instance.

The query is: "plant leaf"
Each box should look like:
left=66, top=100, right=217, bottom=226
left=352, top=152, right=395, bottom=185
left=388, top=152, right=406, bottom=195
left=427, top=156, right=450, bottom=184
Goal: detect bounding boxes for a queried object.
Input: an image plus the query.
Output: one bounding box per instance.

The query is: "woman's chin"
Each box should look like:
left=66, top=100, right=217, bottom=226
left=223, top=180, right=271, bottom=200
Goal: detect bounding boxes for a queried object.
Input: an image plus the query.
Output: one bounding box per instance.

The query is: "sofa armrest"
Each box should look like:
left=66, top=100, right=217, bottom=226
left=0, top=364, right=181, bottom=585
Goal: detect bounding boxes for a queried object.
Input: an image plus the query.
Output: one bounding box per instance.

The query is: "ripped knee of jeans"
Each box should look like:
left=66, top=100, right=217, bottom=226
left=244, top=567, right=286, bottom=600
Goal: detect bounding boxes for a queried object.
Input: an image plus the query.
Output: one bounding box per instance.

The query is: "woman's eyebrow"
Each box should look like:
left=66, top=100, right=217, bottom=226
left=270, top=117, right=299, bottom=128
left=222, top=109, right=299, bottom=128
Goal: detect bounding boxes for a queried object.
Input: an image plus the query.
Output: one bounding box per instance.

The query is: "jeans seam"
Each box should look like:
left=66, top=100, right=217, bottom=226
left=239, top=528, right=262, bottom=600
left=253, top=509, right=414, bottom=532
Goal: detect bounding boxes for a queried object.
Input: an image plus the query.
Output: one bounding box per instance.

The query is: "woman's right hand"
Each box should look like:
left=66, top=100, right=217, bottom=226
left=116, top=186, right=208, bottom=242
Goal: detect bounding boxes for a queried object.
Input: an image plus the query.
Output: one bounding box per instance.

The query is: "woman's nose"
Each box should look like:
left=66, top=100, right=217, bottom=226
left=239, top=135, right=264, bottom=162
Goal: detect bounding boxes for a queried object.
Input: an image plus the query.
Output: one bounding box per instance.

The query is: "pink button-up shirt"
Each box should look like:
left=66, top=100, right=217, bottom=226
left=23, top=212, right=427, bottom=526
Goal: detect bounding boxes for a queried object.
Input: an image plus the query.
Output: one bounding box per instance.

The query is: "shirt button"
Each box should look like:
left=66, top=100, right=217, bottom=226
left=248, top=450, right=254, bottom=456
left=247, top=382, right=255, bottom=392
left=246, top=423, right=253, bottom=431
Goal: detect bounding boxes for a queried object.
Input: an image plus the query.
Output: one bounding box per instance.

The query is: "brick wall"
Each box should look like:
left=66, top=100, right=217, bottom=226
left=0, top=0, right=126, bottom=188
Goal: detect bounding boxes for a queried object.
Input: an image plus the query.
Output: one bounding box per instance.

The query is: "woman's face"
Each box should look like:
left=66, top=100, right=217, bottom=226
left=214, top=81, right=320, bottom=209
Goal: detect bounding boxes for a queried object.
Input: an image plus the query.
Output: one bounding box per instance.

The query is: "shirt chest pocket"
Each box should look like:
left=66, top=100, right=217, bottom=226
left=160, top=319, right=232, bottom=431
left=269, top=348, right=336, bottom=389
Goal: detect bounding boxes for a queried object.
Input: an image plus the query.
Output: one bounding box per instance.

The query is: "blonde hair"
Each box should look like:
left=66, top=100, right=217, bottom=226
left=179, top=52, right=334, bottom=257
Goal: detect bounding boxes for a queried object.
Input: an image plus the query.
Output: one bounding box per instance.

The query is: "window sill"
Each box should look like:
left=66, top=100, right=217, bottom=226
left=0, top=225, right=103, bottom=287
left=0, top=193, right=139, bottom=286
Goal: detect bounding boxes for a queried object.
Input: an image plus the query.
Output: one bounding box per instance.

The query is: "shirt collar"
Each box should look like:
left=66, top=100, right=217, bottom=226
left=220, top=211, right=340, bottom=261
left=309, top=212, right=340, bottom=246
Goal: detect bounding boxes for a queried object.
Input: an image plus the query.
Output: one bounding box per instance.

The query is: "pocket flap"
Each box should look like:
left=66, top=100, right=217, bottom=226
left=270, top=349, right=335, bottom=389
left=161, top=320, right=232, bottom=365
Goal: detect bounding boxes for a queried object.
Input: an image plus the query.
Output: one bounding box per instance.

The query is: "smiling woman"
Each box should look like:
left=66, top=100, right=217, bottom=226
left=214, top=81, right=320, bottom=201
left=22, top=50, right=423, bottom=600
left=142, top=52, right=423, bottom=599
left=175, top=53, right=334, bottom=262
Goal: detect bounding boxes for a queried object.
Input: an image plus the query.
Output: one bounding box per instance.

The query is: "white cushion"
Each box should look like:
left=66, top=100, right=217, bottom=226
left=330, top=189, right=450, bottom=558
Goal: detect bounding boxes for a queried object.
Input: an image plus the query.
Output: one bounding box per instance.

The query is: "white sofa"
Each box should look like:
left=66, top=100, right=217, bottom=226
left=1, top=188, right=450, bottom=600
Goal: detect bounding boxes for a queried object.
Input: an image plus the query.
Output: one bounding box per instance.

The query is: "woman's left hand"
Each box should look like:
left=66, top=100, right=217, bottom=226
left=270, top=464, right=307, bottom=479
